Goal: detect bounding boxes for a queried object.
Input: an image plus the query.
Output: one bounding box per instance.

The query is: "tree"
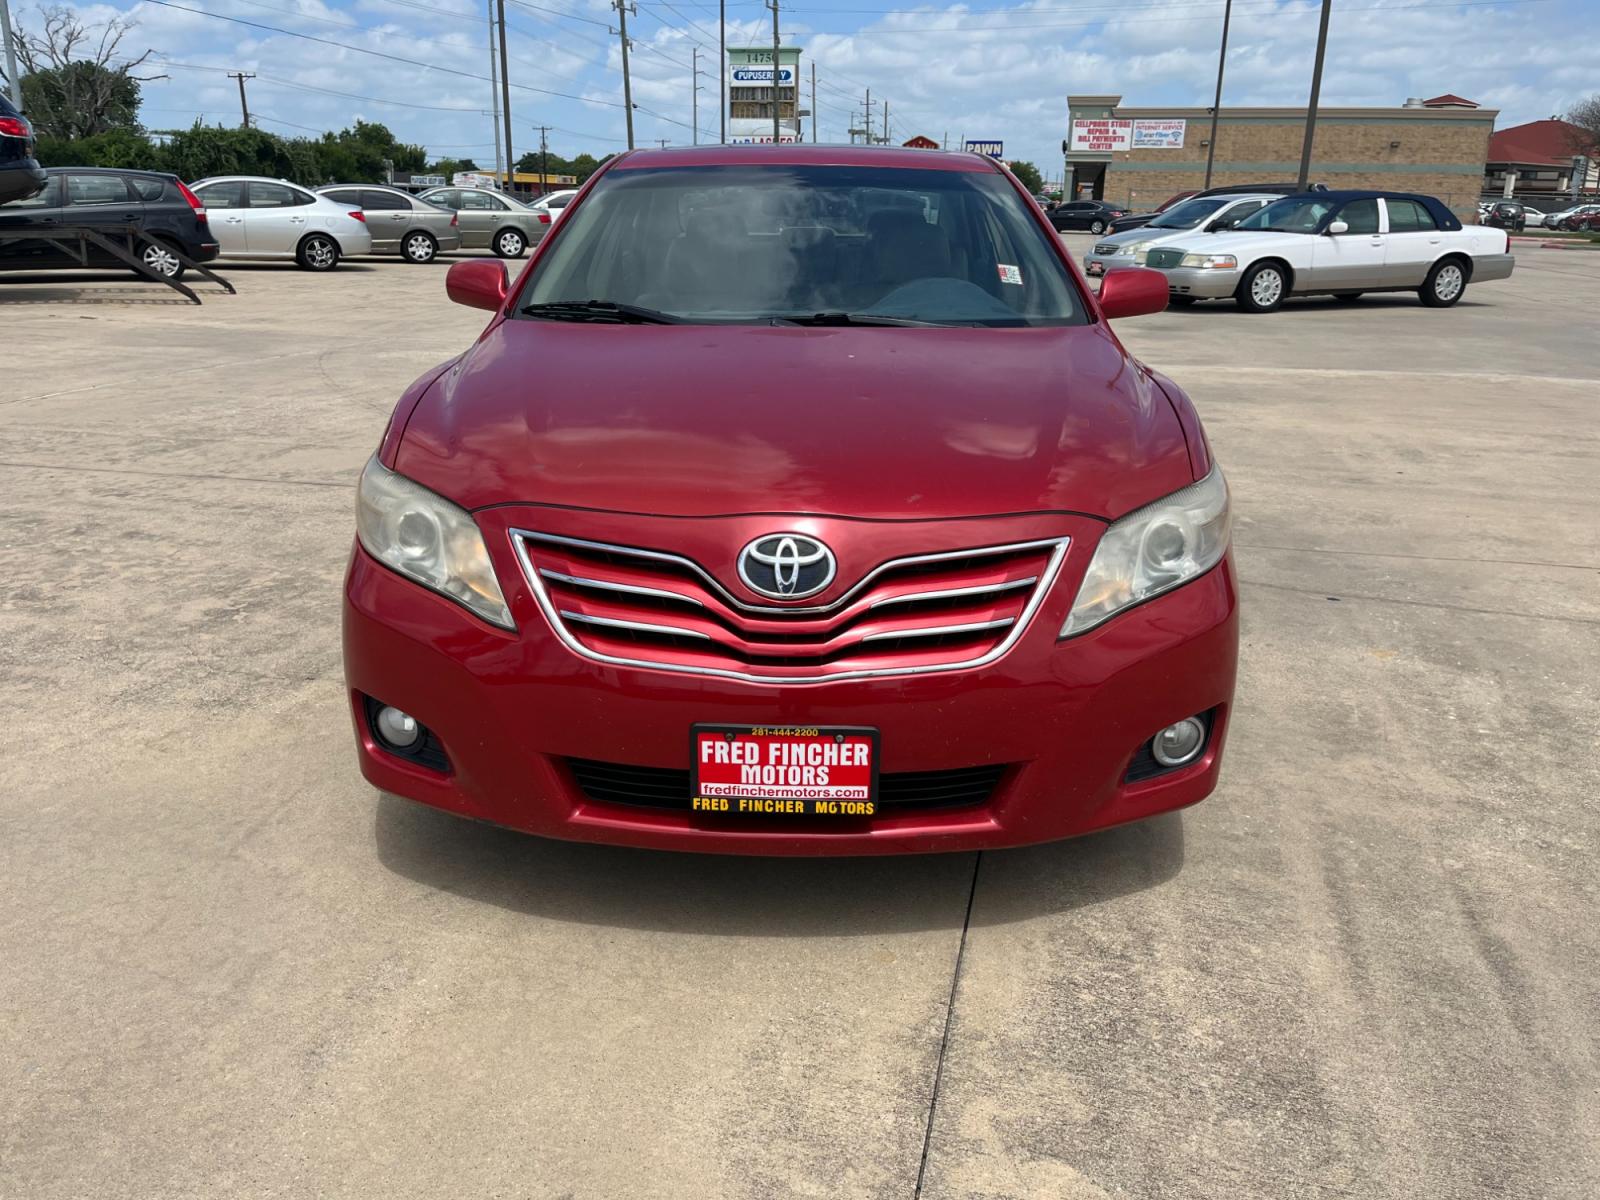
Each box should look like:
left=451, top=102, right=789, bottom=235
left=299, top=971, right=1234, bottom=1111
left=1008, top=160, right=1044, bottom=194
left=1566, top=95, right=1600, bottom=158
left=426, top=157, right=479, bottom=179
left=8, top=7, right=165, bottom=138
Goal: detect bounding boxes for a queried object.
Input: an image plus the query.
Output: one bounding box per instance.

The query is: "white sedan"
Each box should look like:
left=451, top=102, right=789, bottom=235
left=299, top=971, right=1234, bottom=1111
left=530, top=188, right=579, bottom=223
left=1144, top=190, right=1514, bottom=312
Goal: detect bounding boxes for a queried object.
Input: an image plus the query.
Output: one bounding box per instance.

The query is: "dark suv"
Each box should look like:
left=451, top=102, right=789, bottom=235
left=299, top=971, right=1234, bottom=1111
left=0, top=167, right=218, bottom=278
left=0, top=93, right=46, bottom=205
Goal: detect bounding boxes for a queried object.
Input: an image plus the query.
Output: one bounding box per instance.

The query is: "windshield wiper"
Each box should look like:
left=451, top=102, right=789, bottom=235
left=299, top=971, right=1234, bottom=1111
left=774, top=312, right=948, bottom=327
left=521, top=300, right=683, bottom=324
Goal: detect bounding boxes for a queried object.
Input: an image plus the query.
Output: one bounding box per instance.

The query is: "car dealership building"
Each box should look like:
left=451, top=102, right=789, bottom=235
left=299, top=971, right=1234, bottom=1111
left=1064, top=93, right=1497, bottom=219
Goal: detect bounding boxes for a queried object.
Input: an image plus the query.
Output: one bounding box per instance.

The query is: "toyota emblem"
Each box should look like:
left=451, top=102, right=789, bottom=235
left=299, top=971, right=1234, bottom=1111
left=737, top=533, right=836, bottom=600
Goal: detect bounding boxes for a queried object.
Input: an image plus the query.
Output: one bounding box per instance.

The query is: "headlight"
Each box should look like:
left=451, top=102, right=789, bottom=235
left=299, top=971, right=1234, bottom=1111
left=356, top=455, right=515, bottom=629
left=1179, top=252, right=1237, bottom=269
left=1061, top=468, right=1230, bottom=637
left=1132, top=245, right=1151, bottom=265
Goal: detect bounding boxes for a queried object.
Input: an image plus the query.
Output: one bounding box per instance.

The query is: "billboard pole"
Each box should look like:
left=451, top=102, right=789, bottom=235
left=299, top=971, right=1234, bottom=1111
left=1, top=0, right=21, bottom=111
left=719, top=0, right=726, bottom=144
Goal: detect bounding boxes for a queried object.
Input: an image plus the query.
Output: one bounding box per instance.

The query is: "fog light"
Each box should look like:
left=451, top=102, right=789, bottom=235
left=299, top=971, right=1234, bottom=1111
left=375, top=705, right=420, bottom=749
left=1151, top=717, right=1206, bottom=767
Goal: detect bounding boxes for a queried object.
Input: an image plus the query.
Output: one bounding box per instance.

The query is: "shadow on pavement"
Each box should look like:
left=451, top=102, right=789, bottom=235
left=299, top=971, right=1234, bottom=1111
left=373, top=793, right=1185, bottom=936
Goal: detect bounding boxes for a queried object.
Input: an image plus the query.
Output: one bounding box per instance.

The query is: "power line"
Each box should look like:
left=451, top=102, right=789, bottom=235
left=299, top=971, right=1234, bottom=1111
left=505, top=0, right=614, bottom=28
left=136, top=0, right=635, bottom=110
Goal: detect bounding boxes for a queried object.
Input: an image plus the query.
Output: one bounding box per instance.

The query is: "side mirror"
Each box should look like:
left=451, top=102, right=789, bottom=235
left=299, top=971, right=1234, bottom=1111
left=1326, top=219, right=1349, bottom=235
left=1208, top=218, right=1236, bottom=232
left=1098, top=266, right=1168, bottom=320
left=446, top=259, right=509, bottom=311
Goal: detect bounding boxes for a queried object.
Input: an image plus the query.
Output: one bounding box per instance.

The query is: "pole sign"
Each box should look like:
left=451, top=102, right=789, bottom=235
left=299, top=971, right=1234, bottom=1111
left=965, top=140, right=1003, bottom=158
left=413, top=174, right=446, bottom=187
left=730, top=65, right=796, bottom=87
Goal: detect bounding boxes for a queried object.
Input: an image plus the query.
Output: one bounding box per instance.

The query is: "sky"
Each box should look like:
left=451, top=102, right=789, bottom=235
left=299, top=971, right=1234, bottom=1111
left=16, top=0, right=1600, bottom=174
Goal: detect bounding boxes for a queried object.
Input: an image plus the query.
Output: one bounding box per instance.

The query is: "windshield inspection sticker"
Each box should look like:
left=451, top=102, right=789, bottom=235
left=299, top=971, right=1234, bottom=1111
left=998, top=263, right=1023, bottom=286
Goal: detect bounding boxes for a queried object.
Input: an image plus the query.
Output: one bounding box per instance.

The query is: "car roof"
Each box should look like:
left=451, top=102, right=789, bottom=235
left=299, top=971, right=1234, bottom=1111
left=45, top=166, right=176, bottom=180
left=319, top=183, right=405, bottom=191
left=1264, top=188, right=1464, bottom=231
left=608, top=143, right=1001, bottom=174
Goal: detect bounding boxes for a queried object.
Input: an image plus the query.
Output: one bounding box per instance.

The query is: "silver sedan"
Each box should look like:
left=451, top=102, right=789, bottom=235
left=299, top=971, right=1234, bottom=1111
left=418, top=187, right=549, bottom=258
left=316, top=185, right=463, bottom=263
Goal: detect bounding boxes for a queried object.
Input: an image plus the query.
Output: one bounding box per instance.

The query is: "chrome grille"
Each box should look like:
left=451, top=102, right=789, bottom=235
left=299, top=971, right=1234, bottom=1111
left=1092, top=242, right=1121, bottom=255
left=511, top=530, right=1070, bottom=683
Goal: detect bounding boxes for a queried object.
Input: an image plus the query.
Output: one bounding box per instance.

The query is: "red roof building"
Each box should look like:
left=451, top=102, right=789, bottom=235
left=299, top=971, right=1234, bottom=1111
left=1421, top=94, right=1479, bottom=109
left=901, top=135, right=939, bottom=150
left=1485, top=119, right=1599, bottom=196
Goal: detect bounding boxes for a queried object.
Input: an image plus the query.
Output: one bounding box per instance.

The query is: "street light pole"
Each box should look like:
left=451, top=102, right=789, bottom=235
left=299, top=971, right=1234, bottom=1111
left=1296, top=0, right=1333, bottom=191
left=1202, top=0, right=1231, bottom=190
left=719, top=0, right=726, bottom=144
left=486, top=0, right=503, bottom=181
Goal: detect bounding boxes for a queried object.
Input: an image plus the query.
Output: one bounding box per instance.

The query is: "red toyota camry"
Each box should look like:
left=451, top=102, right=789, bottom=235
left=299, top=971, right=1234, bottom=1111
left=343, top=144, right=1238, bottom=855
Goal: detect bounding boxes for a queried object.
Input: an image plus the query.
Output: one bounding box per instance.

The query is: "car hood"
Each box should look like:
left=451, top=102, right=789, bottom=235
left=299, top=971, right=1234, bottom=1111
left=392, top=319, right=1195, bottom=521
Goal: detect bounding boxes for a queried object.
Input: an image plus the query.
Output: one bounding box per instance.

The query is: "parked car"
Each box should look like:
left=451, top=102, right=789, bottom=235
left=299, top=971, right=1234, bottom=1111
left=0, top=167, right=218, bottom=279
left=1107, top=190, right=1196, bottom=234
left=1519, top=205, right=1547, bottom=228
left=1481, top=201, right=1526, bottom=232
left=344, top=143, right=1234, bottom=856
left=1107, top=183, right=1309, bottom=234
left=1143, top=190, right=1513, bottom=311
left=316, top=184, right=462, bottom=263
left=529, top=188, right=579, bottom=224
left=189, top=176, right=372, bottom=270
left=0, top=93, right=46, bottom=206
left=418, top=186, right=548, bottom=257
left=1084, top=192, right=1278, bottom=277
left=1563, top=210, right=1600, bottom=232
left=1047, top=199, right=1130, bottom=233
left=1549, top=204, right=1600, bottom=230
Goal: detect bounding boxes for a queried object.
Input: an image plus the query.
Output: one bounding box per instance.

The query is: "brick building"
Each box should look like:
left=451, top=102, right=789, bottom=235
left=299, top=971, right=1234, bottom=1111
left=1065, top=94, right=1497, bottom=219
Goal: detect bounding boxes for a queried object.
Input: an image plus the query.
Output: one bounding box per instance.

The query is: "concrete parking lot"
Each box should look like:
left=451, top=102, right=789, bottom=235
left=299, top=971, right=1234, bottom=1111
left=3, top=240, right=1597, bottom=1199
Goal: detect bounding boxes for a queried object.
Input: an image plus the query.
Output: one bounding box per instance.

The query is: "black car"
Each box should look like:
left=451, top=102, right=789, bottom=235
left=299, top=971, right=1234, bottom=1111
left=0, top=93, right=47, bottom=206
left=0, top=167, right=219, bottom=279
left=1047, top=199, right=1129, bottom=233
left=1481, top=201, right=1525, bottom=232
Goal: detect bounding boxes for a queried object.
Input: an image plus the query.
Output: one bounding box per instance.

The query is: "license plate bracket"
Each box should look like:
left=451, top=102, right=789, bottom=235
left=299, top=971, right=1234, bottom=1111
left=690, top=724, right=880, bottom=817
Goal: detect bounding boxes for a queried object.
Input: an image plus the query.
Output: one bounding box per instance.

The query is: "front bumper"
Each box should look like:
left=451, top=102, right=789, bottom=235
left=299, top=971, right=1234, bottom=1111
left=342, top=516, right=1239, bottom=856
left=1082, top=252, right=1138, bottom=277
left=1158, top=264, right=1243, bottom=299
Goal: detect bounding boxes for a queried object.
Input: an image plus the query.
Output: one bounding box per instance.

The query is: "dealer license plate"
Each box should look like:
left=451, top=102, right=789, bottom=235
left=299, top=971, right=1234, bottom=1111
left=691, top=725, right=880, bottom=817
left=1086, top=261, right=1105, bottom=276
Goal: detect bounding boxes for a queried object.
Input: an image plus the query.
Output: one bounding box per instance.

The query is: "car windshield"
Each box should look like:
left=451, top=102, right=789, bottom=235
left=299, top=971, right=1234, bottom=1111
left=1236, top=196, right=1338, bottom=233
left=1147, top=197, right=1230, bottom=230
left=516, top=163, right=1086, bottom=326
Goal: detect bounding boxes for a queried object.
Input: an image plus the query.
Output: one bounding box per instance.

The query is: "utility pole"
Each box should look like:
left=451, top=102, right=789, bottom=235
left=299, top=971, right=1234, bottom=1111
left=496, top=0, right=514, bottom=188
left=614, top=0, right=636, bottom=150
left=863, top=89, right=873, bottom=145
left=810, top=62, right=817, bottom=142
left=1296, top=0, right=1332, bottom=191
left=536, top=124, right=550, bottom=195
left=486, top=0, right=504, bottom=181
left=1203, top=0, right=1231, bottom=189
left=227, top=72, right=255, bottom=129
left=692, top=46, right=701, bottom=145
left=719, top=0, right=726, bottom=144
left=1, top=0, right=22, bottom=111
left=882, top=99, right=888, bottom=146
left=767, top=0, right=781, bottom=145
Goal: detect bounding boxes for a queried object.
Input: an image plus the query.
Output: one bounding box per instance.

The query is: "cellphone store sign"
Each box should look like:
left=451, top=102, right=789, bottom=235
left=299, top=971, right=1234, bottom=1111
left=1070, top=118, right=1187, bottom=152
